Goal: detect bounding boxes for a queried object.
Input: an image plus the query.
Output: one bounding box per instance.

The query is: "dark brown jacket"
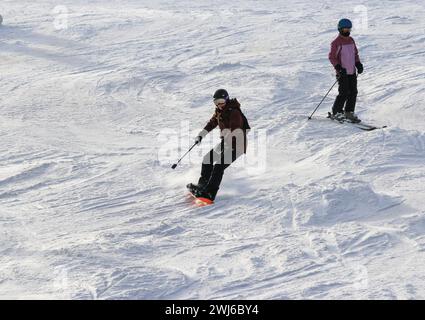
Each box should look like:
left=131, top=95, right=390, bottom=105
left=203, top=99, right=248, bottom=153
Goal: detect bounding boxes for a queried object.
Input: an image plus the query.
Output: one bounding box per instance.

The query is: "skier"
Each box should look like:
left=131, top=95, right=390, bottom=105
left=187, top=89, right=250, bottom=202
left=329, top=18, right=364, bottom=123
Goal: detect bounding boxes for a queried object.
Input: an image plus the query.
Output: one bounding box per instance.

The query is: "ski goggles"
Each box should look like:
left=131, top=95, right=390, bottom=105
left=214, top=98, right=227, bottom=106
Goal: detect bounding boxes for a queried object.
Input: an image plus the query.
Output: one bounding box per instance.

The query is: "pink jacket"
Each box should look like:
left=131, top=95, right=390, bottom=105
left=329, top=35, right=361, bottom=75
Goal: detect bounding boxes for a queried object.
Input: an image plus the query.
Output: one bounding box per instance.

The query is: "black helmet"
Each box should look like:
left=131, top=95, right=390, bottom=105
left=213, top=89, right=229, bottom=100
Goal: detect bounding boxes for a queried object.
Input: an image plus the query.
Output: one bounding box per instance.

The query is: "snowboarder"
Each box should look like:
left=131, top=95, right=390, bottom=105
left=187, top=89, right=250, bottom=202
left=329, top=18, right=364, bottom=123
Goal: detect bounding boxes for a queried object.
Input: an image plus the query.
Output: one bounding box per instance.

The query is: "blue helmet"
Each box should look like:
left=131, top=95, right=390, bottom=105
left=338, top=18, right=352, bottom=30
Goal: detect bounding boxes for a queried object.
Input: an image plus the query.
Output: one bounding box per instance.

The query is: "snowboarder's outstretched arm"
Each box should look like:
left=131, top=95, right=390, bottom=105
left=195, top=113, right=218, bottom=144
left=203, top=113, right=218, bottom=133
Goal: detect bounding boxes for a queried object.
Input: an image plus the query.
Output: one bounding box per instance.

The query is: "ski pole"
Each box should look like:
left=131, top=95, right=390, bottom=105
left=308, top=79, right=338, bottom=120
left=171, top=141, right=199, bottom=169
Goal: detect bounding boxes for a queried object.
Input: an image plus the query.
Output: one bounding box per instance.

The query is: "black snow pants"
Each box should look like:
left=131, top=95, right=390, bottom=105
left=198, top=138, right=242, bottom=200
left=332, top=74, right=358, bottom=114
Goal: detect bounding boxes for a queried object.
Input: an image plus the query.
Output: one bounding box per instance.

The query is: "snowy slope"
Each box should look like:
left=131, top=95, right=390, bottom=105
left=1, top=0, right=425, bottom=299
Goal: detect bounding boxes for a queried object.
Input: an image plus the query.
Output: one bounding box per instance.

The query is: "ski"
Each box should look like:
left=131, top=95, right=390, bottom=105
left=327, top=112, right=387, bottom=131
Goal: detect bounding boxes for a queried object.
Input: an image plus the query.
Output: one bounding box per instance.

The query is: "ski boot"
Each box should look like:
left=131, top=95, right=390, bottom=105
left=187, top=183, right=201, bottom=194
left=334, top=112, right=345, bottom=121
left=193, top=189, right=215, bottom=202
left=344, top=112, right=361, bottom=123
left=328, top=112, right=345, bottom=122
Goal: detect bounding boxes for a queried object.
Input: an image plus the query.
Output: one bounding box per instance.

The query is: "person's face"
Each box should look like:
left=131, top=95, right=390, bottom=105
left=341, top=28, right=351, bottom=36
left=214, top=98, right=226, bottom=110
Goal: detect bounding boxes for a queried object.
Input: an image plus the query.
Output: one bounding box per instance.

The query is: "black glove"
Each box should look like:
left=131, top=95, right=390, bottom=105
left=356, top=62, right=364, bottom=74
left=195, top=136, right=203, bottom=144
left=335, top=64, right=347, bottom=80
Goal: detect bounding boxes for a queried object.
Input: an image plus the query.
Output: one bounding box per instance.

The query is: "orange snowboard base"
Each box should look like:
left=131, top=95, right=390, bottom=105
left=188, top=192, right=214, bottom=206
left=194, top=197, right=214, bottom=206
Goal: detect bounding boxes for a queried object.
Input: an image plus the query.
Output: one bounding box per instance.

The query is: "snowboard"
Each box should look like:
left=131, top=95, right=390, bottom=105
left=186, top=184, right=214, bottom=207
left=188, top=192, right=214, bottom=206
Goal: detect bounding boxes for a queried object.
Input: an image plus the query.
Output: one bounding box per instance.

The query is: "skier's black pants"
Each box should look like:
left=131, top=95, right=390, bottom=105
left=198, top=139, right=241, bottom=199
left=333, top=74, right=358, bottom=114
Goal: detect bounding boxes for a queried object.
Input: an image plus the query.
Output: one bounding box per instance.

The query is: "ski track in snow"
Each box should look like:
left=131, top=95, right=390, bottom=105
left=1, top=0, right=425, bottom=299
